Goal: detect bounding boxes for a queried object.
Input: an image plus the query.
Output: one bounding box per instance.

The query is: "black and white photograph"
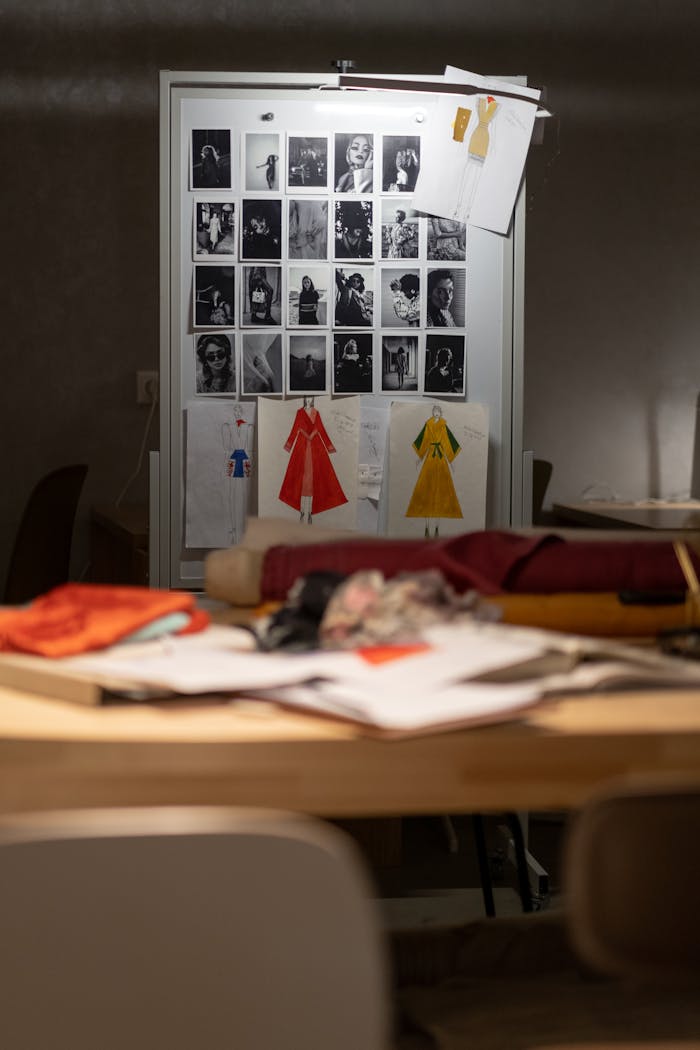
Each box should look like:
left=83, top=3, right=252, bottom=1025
left=194, top=332, right=236, bottom=395
left=191, top=129, right=232, bottom=190
left=193, top=200, right=236, bottom=257
left=424, top=333, right=466, bottom=396
left=426, top=215, right=467, bottom=262
left=381, top=199, right=420, bottom=259
left=240, top=199, right=282, bottom=261
left=193, top=264, right=235, bottom=327
left=287, top=135, right=328, bottom=190
left=287, top=265, right=329, bottom=327
left=380, top=267, right=420, bottom=328
left=381, top=134, right=420, bottom=192
left=381, top=334, right=419, bottom=393
left=241, top=332, right=284, bottom=396
left=287, top=198, right=328, bottom=260
left=240, top=265, right=282, bottom=327
left=333, top=132, right=374, bottom=193
left=243, top=132, right=281, bottom=192
left=334, top=199, right=373, bottom=260
left=334, top=267, right=374, bottom=327
left=333, top=332, right=373, bottom=394
left=426, top=268, right=467, bottom=327
left=287, top=333, right=328, bottom=394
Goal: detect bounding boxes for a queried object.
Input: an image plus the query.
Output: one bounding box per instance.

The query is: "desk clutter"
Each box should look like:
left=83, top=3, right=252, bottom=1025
left=2, top=523, right=700, bottom=736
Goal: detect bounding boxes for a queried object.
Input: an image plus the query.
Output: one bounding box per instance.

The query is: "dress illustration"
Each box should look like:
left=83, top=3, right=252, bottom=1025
left=405, top=406, right=463, bottom=535
left=223, top=415, right=253, bottom=545
left=278, top=403, right=347, bottom=523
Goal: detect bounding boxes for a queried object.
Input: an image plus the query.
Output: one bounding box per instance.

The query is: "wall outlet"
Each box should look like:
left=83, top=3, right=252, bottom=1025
left=136, top=370, right=159, bottom=404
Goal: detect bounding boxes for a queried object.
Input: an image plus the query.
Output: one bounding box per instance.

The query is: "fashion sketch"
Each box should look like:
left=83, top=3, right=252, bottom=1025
left=278, top=397, right=348, bottom=524
left=405, top=404, right=463, bottom=536
left=222, top=409, right=253, bottom=545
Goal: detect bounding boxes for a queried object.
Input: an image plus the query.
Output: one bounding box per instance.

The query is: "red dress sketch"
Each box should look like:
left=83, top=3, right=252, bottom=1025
left=278, top=403, right=347, bottom=521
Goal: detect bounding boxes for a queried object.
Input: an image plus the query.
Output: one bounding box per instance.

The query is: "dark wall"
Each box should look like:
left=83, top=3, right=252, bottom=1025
left=1, top=1, right=699, bottom=589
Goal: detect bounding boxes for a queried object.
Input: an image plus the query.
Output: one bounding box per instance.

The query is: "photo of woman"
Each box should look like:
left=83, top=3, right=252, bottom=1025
left=381, top=335, right=419, bottom=393
left=241, top=265, right=282, bottom=327
left=427, top=215, right=467, bottom=261
left=334, top=268, right=373, bottom=327
left=334, top=199, right=373, bottom=260
left=191, top=129, right=231, bottom=190
left=240, top=200, right=282, bottom=261
left=287, top=135, right=328, bottom=190
left=193, top=265, right=235, bottom=327
left=333, top=333, right=373, bottom=394
left=288, top=266, right=329, bottom=327
left=244, top=132, right=281, bottom=192
left=334, top=132, right=374, bottom=193
left=381, top=268, right=420, bottom=327
left=287, top=334, right=328, bottom=393
left=194, top=201, right=236, bottom=257
left=195, top=333, right=236, bottom=394
left=382, top=135, right=420, bottom=192
left=424, top=334, right=466, bottom=396
left=381, top=200, right=419, bottom=259
left=426, top=268, right=467, bottom=328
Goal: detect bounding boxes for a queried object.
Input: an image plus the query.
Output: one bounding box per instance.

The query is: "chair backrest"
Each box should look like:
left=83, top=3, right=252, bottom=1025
left=0, top=806, right=389, bottom=1050
left=3, top=463, right=87, bottom=604
left=564, top=776, right=700, bottom=983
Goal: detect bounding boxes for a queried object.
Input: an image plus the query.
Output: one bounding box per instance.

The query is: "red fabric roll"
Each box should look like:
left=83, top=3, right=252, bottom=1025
left=260, top=530, right=698, bottom=601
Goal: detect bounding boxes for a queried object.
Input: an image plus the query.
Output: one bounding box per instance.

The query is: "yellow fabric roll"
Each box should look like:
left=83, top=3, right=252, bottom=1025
left=485, top=592, right=693, bottom=637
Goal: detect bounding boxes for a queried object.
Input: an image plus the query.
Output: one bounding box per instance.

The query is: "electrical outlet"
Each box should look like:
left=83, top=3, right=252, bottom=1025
left=136, top=370, right=159, bottom=404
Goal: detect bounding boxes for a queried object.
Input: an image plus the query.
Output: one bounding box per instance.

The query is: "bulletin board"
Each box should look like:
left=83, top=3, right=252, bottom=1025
left=157, top=71, right=528, bottom=590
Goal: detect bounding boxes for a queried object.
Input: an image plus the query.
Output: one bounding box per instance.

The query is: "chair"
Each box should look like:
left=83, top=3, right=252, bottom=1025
left=3, top=463, right=87, bottom=604
left=0, top=806, right=389, bottom=1050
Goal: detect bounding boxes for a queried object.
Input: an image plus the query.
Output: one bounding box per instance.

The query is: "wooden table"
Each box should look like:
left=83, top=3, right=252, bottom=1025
left=552, top=500, right=700, bottom=531
left=1, top=684, right=700, bottom=818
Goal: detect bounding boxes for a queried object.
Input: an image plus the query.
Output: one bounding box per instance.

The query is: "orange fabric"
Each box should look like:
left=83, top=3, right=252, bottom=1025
left=0, top=584, right=209, bottom=657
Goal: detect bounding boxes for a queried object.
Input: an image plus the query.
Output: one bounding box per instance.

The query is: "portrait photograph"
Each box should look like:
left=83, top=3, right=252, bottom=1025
left=193, top=264, right=235, bottom=328
left=287, top=265, right=329, bottom=327
left=287, top=333, right=329, bottom=394
left=380, top=267, right=421, bottom=328
left=287, top=135, right=329, bottom=191
left=424, top=333, right=466, bottom=396
left=381, top=134, right=420, bottom=193
left=241, top=332, right=284, bottom=396
left=380, top=199, right=420, bottom=260
left=240, top=265, right=282, bottom=327
left=193, top=200, right=236, bottom=258
left=194, top=332, right=236, bottom=395
left=240, top=199, right=282, bottom=261
left=287, top=198, right=328, bottom=260
left=334, top=266, right=374, bottom=328
left=333, top=332, right=374, bottom=395
left=333, top=132, right=374, bottom=194
left=334, top=199, right=373, bottom=260
left=426, top=267, right=467, bottom=328
left=426, top=214, right=467, bottom=262
left=191, top=129, right=232, bottom=190
left=380, top=334, right=419, bottom=393
left=243, top=132, right=281, bottom=192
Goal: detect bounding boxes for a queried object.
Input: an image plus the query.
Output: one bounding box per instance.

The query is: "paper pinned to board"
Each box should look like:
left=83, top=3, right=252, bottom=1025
left=412, top=66, right=540, bottom=236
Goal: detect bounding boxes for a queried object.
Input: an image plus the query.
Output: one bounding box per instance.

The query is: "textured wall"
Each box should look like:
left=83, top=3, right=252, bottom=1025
left=1, top=1, right=699, bottom=590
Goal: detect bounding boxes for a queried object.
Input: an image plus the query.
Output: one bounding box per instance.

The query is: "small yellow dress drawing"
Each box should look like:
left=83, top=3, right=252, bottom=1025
left=468, top=96, right=498, bottom=160
left=405, top=405, right=463, bottom=536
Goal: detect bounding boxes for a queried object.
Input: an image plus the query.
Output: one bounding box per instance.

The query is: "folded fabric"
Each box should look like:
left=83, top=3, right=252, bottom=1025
left=0, top=583, right=209, bottom=657
left=259, top=531, right=700, bottom=602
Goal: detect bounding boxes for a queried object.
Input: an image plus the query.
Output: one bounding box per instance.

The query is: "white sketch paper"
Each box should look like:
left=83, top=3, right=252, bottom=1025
left=387, top=400, right=488, bottom=538
left=258, top=395, right=360, bottom=529
left=412, top=67, right=540, bottom=236
left=185, top=400, right=257, bottom=549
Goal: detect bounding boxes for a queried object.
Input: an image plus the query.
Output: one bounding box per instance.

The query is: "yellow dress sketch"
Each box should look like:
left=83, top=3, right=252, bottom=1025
left=405, top=405, right=463, bottom=534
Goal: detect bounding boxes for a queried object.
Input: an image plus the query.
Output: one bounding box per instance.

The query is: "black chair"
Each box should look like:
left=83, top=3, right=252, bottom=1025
left=3, top=464, right=88, bottom=604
